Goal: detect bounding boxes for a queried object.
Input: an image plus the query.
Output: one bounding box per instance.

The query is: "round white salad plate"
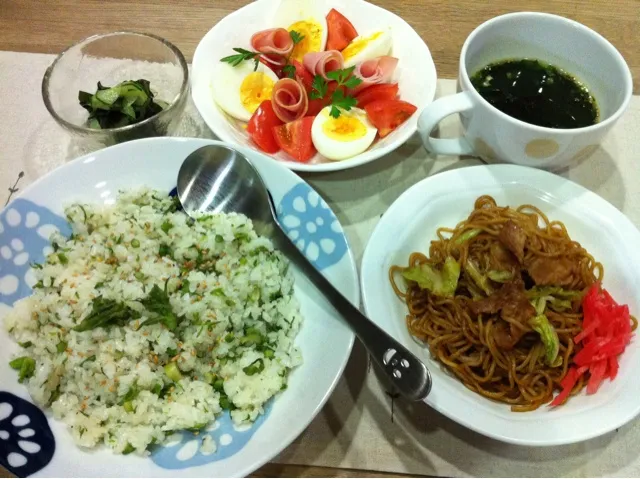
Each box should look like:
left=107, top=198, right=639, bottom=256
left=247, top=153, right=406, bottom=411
left=191, top=0, right=437, bottom=172
left=0, top=137, right=358, bottom=477
left=361, top=164, right=640, bottom=446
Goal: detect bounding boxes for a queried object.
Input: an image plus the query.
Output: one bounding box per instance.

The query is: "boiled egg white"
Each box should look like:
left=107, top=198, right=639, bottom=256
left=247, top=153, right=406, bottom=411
left=341, top=29, right=393, bottom=68
left=273, top=0, right=328, bottom=62
left=211, top=60, right=279, bottom=122
left=312, top=107, right=377, bottom=161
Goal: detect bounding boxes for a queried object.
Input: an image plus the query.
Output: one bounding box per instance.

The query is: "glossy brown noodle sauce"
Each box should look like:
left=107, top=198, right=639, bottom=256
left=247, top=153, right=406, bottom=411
left=390, top=196, right=611, bottom=411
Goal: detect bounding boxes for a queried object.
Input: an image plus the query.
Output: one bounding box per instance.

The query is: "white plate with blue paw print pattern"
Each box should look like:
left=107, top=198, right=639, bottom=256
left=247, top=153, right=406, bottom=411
left=0, top=137, right=358, bottom=477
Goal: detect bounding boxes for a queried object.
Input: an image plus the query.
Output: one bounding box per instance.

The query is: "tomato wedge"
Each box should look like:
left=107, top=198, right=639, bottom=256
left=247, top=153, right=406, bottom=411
left=355, top=83, right=399, bottom=108
left=272, top=116, right=316, bottom=163
left=307, top=98, right=324, bottom=117
left=364, top=100, right=417, bottom=137
left=326, top=8, right=358, bottom=51
left=247, top=100, right=284, bottom=154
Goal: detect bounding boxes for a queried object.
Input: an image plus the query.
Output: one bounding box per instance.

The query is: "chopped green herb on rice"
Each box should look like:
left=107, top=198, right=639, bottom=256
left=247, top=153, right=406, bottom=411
left=4, top=188, right=302, bottom=455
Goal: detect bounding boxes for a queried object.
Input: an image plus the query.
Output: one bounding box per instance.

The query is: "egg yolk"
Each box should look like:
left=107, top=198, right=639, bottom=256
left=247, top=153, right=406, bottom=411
left=341, top=31, right=383, bottom=61
left=322, top=115, right=367, bottom=141
left=289, top=20, right=323, bottom=62
left=240, top=72, right=275, bottom=114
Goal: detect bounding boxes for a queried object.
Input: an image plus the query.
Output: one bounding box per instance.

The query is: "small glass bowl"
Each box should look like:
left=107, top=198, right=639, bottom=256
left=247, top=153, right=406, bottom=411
left=42, top=32, right=189, bottom=149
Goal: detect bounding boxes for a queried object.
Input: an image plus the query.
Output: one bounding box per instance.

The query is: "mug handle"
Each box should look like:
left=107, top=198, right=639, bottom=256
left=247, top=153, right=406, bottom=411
left=417, top=92, right=475, bottom=156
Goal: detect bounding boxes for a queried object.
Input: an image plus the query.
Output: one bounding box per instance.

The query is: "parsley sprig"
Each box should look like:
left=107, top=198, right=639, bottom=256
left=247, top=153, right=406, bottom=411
left=327, top=67, right=362, bottom=89
left=310, top=66, right=363, bottom=118
left=281, top=64, right=296, bottom=78
left=289, top=30, right=305, bottom=45
left=309, top=76, right=327, bottom=99
left=220, top=31, right=305, bottom=74
left=220, top=48, right=260, bottom=71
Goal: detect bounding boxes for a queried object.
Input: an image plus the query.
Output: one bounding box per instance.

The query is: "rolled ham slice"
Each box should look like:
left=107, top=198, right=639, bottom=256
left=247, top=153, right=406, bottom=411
left=271, top=78, right=309, bottom=123
left=351, top=56, right=399, bottom=94
left=302, top=51, right=344, bottom=80
left=251, top=28, right=294, bottom=67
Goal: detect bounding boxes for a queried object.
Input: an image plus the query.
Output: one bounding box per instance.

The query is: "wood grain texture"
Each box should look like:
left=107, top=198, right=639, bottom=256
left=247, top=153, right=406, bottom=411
left=0, top=0, right=638, bottom=93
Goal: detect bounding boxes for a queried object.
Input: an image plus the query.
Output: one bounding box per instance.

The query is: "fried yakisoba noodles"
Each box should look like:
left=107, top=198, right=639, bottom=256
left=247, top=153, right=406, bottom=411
left=389, top=195, right=636, bottom=411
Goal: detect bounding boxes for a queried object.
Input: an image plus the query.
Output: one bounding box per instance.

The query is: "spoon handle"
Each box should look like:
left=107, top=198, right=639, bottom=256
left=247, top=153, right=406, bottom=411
left=273, top=226, right=432, bottom=402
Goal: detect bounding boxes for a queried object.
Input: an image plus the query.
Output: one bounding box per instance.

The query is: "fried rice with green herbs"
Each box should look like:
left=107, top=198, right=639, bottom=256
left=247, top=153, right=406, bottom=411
left=4, top=188, right=302, bottom=455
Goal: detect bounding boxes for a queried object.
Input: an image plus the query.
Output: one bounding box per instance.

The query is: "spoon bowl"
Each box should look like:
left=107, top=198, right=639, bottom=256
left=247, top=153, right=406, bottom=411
left=178, top=144, right=273, bottom=232
left=178, top=145, right=432, bottom=401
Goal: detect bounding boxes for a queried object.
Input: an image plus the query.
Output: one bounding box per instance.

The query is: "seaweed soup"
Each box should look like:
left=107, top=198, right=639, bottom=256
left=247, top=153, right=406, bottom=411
left=470, top=58, right=599, bottom=129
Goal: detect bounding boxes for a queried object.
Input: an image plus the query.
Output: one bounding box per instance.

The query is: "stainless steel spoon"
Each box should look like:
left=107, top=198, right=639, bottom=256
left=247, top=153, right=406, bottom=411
left=177, top=145, right=432, bottom=401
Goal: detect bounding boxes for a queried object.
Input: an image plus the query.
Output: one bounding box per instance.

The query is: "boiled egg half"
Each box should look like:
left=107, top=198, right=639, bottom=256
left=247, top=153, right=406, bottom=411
left=211, top=60, right=279, bottom=122
left=273, top=0, right=328, bottom=62
left=312, top=107, right=377, bottom=161
left=341, top=29, right=393, bottom=68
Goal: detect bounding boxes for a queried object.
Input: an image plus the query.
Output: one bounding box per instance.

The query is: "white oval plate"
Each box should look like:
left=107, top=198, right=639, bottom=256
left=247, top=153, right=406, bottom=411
left=361, top=164, right=640, bottom=446
left=191, top=0, right=437, bottom=172
left=0, top=137, right=358, bottom=477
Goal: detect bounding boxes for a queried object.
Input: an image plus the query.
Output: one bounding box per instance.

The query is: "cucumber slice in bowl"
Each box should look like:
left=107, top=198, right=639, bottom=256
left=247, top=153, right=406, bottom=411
left=78, top=79, right=164, bottom=129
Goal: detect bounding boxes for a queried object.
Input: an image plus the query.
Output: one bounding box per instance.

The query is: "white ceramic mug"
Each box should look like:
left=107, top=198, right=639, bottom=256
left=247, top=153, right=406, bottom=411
left=417, top=12, right=632, bottom=169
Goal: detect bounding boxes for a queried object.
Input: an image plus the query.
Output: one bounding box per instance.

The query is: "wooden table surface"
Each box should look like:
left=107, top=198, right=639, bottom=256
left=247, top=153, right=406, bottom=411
left=0, top=1, right=638, bottom=477
left=1, top=0, right=639, bottom=94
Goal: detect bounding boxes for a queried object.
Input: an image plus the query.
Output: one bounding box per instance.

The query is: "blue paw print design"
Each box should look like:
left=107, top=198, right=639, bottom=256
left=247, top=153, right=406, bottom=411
left=0, top=199, right=67, bottom=476
left=276, top=183, right=347, bottom=271
left=0, top=199, right=71, bottom=306
left=151, top=402, right=271, bottom=469
left=170, top=184, right=348, bottom=271
left=0, top=186, right=347, bottom=472
left=0, top=392, right=55, bottom=477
